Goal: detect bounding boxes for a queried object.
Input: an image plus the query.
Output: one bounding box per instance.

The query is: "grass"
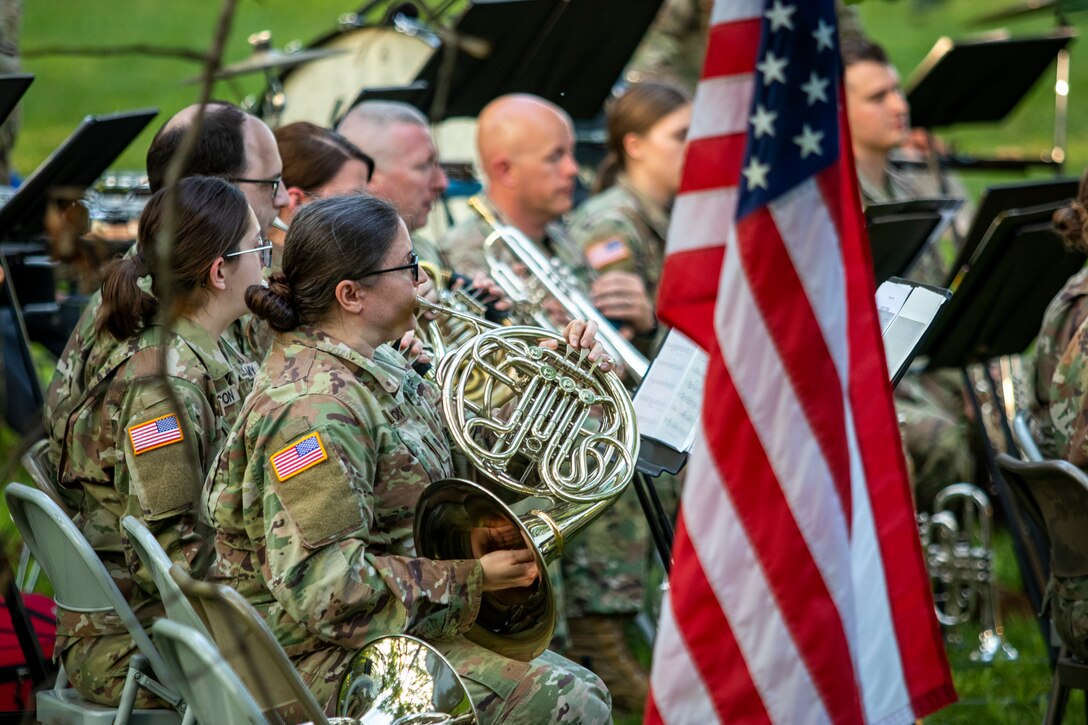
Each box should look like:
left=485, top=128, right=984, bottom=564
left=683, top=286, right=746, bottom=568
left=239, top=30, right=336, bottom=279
left=9, top=0, right=1088, bottom=721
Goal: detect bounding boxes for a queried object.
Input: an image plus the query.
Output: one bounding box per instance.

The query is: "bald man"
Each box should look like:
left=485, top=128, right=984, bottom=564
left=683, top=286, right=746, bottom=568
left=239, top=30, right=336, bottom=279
left=45, top=102, right=285, bottom=483
left=337, top=101, right=449, bottom=266
left=442, top=94, right=652, bottom=713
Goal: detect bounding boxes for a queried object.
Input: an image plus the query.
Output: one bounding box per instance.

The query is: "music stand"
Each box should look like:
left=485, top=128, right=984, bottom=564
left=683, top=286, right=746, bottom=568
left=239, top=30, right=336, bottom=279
left=0, top=108, right=157, bottom=238
left=946, top=176, right=1080, bottom=285
left=907, top=31, right=1075, bottom=129
left=865, top=198, right=962, bottom=284
left=919, top=200, right=1085, bottom=637
left=368, top=0, right=665, bottom=120
left=0, top=74, right=33, bottom=130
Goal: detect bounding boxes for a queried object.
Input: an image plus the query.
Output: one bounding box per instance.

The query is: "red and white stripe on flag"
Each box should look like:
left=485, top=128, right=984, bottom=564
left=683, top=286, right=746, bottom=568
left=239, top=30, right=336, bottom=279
left=127, top=413, right=184, bottom=455
left=646, top=1, right=956, bottom=723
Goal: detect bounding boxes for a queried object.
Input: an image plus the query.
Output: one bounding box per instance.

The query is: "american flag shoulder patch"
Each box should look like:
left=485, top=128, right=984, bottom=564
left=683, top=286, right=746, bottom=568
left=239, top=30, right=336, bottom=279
left=127, top=413, right=184, bottom=455
left=270, top=432, right=328, bottom=482
left=584, top=236, right=631, bottom=269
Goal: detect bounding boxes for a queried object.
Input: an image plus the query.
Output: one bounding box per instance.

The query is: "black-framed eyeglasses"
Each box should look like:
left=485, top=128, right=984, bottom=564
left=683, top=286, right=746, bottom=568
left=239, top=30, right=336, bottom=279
left=225, top=236, right=274, bottom=267
left=359, top=251, right=420, bottom=283
left=226, top=176, right=281, bottom=199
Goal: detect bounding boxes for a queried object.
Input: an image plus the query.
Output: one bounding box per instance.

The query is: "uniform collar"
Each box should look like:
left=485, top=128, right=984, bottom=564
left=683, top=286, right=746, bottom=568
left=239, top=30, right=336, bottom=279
left=616, top=174, right=671, bottom=241
left=284, top=327, right=406, bottom=395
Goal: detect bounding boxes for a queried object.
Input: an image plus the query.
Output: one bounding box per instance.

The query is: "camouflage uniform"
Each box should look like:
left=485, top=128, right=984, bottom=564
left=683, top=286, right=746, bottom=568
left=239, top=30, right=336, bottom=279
left=0, top=0, right=21, bottom=184
left=1053, top=576, right=1088, bottom=662
left=203, top=327, right=611, bottom=722
left=859, top=162, right=974, bottom=507
left=1030, top=267, right=1088, bottom=458
left=45, top=277, right=261, bottom=477
left=1049, top=316, right=1088, bottom=467
left=412, top=233, right=448, bottom=270
left=55, top=316, right=244, bottom=706
left=438, top=195, right=587, bottom=282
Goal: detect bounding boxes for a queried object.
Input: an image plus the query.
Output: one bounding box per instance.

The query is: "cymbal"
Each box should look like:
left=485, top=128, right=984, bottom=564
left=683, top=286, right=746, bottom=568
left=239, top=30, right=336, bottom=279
left=183, top=47, right=347, bottom=83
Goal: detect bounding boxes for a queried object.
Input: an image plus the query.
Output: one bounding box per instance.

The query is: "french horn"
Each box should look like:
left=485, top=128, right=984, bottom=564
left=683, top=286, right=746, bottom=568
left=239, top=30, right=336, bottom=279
left=413, top=296, right=639, bottom=661
left=467, top=195, right=649, bottom=382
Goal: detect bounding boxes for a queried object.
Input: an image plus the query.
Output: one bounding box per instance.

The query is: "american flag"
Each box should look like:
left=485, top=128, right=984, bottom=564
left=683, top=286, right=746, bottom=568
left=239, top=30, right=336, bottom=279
left=127, top=413, right=184, bottom=455
left=271, top=433, right=328, bottom=482
left=646, top=1, right=956, bottom=723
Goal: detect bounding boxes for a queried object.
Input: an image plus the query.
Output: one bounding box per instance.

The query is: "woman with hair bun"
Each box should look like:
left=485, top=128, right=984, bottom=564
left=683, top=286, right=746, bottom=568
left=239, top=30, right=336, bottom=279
left=55, top=175, right=268, bottom=707
left=204, top=194, right=613, bottom=722
left=569, top=82, right=692, bottom=356
left=1032, top=170, right=1088, bottom=460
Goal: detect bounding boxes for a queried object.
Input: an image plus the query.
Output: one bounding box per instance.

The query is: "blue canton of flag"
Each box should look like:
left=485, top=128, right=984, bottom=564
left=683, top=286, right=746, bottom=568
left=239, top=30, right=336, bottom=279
left=738, top=0, right=841, bottom=220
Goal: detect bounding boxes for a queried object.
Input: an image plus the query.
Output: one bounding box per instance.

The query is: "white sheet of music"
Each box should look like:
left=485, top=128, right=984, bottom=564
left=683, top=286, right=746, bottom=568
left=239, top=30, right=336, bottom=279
left=633, top=330, right=709, bottom=454
left=877, top=279, right=948, bottom=381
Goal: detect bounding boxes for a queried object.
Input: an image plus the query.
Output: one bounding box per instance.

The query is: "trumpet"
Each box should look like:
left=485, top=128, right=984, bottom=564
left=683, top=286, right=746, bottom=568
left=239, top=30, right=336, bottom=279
left=412, top=296, right=639, bottom=661
left=467, top=196, right=649, bottom=383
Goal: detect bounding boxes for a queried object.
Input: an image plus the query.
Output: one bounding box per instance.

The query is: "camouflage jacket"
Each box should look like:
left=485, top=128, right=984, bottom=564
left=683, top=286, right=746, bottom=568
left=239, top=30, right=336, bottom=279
left=438, top=194, right=589, bottom=285
left=203, top=327, right=483, bottom=660
left=1033, top=266, right=1088, bottom=458
left=45, top=281, right=260, bottom=476
left=55, top=316, right=243, bottom=645
left=568, top=176, right=669, bottom=355
left=625, top=0, right=712, bottom=90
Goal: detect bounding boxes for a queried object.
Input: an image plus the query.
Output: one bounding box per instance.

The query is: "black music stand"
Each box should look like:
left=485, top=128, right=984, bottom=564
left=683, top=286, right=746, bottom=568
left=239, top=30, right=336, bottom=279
left=0, top=75, right=32, bottom=131
left=0, top=108, right=157, bottom=238
left=866, top=198, right=962, bottom=284
left=946, top=177, right=1079, bottom=283
left=919, top=201, right=1087, bottom=637
left=633, top=438, right=686, bottom=573
left=878, top=277, right=951, bottom=388
left=907, top=31, right=1075, bottom=129
left=366, top=0, right=665, bottom=121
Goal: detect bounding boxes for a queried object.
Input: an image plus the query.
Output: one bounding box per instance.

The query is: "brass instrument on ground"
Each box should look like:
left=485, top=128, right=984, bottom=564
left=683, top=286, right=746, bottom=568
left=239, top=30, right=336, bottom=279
left=337, top=635, right=476, bottom=723
left=918, top=483, right=1018, bottom=662
left=413, top=296, right=639, bottom=661
left=467, top=196, right=649, bottom=382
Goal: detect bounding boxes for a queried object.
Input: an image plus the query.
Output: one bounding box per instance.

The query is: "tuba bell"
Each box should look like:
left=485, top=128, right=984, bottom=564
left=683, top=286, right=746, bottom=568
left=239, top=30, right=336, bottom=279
left=412, top=296, right=639, bottom=661
left=337, top=634, right=477, bottom=723
left=467, top=195, right=649, bottom=382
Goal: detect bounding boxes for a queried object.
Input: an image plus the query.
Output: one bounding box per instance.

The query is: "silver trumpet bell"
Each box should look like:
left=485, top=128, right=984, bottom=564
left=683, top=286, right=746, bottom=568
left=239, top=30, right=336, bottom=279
left=413, top=312, right=639, bottom=662
left=337, top=635, right=477, bottom=724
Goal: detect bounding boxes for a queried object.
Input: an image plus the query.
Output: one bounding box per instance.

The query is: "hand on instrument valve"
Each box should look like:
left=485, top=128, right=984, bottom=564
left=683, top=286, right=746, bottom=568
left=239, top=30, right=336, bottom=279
left=454, top=271, right=512, bottom=313
left=471, top=520, right=540, bottom=591
left=590, top=271, right=656, bottom=340
left=539, top=319, right=615, bottom=372
left=396, top=329, right=432, bottom=368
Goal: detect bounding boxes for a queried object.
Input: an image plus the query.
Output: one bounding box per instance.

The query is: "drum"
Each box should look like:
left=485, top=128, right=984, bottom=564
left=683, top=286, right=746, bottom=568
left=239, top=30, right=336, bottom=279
left=278, top=25, right=436, bottom=128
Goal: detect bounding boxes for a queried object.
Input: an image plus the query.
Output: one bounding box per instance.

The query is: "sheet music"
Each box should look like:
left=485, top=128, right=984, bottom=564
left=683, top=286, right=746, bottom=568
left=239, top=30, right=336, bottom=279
left=877, top=279, right=948, bottom=381
left=633, top=330, right=708, bottom=454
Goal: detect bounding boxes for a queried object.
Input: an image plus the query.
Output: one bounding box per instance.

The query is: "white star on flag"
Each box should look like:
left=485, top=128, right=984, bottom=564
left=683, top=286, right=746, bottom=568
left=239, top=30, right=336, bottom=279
left=812, top=18, right=835, bottom=51
left=763, top=0, right=796, bottom=32
left=742, top=157, right=770, bottom=189
left=793, top=124, right=824, bottom=158
left=749, top=104, right=777, bottom=138
left=757, top=51, right=788, bottom=86
left=801, top=72, right=829, bottom=105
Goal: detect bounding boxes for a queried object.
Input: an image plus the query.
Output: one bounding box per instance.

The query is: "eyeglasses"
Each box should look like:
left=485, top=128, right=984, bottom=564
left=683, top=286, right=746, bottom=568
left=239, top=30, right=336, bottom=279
left=226, top=176, right=281, bottom=199
left=359, top=251, right=420, bottom=283
left=225, top=238, right=274, bottom=267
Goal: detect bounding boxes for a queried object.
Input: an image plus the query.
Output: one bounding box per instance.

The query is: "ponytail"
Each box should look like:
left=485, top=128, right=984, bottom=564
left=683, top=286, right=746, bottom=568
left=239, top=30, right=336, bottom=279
left=97, top=254, right=159, bottom=340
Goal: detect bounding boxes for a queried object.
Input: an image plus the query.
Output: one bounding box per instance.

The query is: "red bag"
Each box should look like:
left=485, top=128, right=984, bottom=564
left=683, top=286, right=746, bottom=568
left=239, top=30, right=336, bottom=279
left=0, top=593, right=55, bottom=711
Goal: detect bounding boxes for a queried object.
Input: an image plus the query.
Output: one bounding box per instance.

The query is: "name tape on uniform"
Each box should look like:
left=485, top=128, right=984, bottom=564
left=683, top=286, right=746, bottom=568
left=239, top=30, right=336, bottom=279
left=271, top=432, right=328, bottom=482
left=128, top=413, right=184, bottom=455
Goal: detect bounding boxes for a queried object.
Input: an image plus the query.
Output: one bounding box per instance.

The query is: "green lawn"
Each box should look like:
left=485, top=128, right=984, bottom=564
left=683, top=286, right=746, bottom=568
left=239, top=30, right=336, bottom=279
left=9, top=0, right=1088, bottom=722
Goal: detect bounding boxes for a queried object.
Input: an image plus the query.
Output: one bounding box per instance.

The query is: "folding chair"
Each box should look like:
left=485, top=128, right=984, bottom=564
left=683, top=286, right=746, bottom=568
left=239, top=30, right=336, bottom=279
left=996, top=454, right=1088, bottom=724
left=1013, top=409, right=1045, bottom=463
left=168, top=566, right=330, bottom=722
left=17, top=438, right=73, bottom=592
left=4, top=483, right=185, bottom=725
left=169, top=564, right=330, bottom=725
left=119, top=517, right=209, bottom=640
left=151, top=620, right=266, bottom=725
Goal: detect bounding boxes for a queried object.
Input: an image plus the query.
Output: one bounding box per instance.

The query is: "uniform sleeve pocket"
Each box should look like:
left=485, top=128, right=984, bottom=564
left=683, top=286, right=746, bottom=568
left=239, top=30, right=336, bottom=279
left=125, top=401, right=201, bottom=521
left=269, top=427, right=366, bottom=549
